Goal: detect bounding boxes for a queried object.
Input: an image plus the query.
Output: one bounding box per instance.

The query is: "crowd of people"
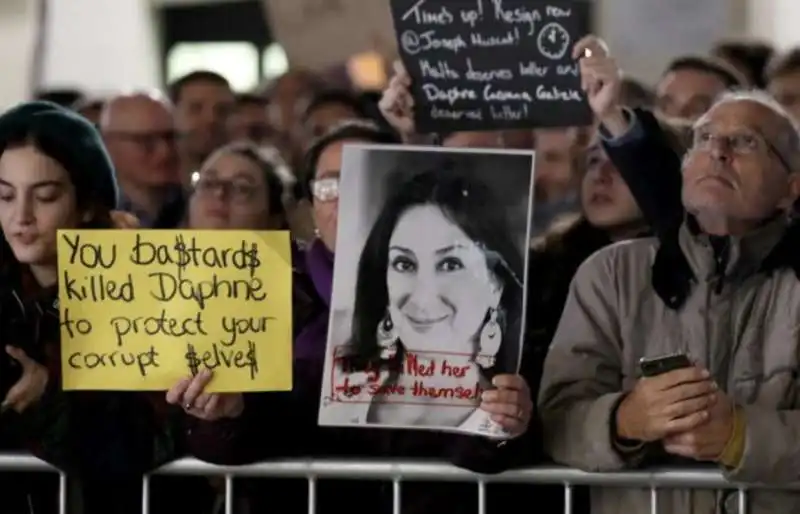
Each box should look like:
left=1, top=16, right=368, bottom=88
left=1, top=29, right=800, bottom=514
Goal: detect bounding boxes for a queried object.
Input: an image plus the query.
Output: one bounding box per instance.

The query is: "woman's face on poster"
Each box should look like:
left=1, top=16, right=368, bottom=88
left=386, top=204, right=502, bottom=353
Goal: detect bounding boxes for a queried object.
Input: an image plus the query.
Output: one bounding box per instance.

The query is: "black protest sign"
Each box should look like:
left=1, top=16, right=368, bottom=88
left=389, top=0, right=592, bottom=133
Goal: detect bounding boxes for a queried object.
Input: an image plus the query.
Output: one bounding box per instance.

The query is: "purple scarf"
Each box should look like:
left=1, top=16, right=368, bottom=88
left=293, top=239, right=334, bottom=361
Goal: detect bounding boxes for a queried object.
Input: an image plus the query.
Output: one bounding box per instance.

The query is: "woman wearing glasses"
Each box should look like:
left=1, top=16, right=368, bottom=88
left=187, top=141, right=290, bottom=231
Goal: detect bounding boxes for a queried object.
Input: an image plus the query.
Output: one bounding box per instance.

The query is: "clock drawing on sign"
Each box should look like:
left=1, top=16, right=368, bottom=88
left=537, top=22, right=571, bottom=60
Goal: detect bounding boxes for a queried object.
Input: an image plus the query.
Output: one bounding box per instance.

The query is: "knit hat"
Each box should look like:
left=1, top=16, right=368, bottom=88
left=0, top=100, right=118, bottom=212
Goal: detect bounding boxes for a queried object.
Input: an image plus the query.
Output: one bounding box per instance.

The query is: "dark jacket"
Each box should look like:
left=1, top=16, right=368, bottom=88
left=0, top=262, right=251, bottom=513
left=527, top=216, right=622, bottom=357
left=600, top=107, right=684, bottom=240
left=598, top=107, right=721, bottom=309
left=237, top=242, right=563, bottom=514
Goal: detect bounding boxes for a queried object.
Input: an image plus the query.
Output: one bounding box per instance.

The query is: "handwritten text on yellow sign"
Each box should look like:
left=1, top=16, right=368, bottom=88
left=57, top=230, right=292, bottom=392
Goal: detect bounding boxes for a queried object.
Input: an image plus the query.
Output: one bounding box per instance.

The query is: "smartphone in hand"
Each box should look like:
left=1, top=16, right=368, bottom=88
left=639, top=353, right=692, bottom=378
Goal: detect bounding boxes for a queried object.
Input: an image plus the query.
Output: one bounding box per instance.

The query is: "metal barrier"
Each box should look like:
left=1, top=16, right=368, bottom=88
left=2, top=453, right=799, bottom=514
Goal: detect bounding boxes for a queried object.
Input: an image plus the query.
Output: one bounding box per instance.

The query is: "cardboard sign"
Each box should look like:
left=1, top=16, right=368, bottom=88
left=390, top=0, right=592, bottom=132
left=57, top=229, right=293, bottom=393
left=262, top=0, right=397, bottom=71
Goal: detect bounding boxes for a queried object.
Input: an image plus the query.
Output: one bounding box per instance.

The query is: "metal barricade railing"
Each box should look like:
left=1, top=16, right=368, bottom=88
left=3, top=453, right=800, bottom=514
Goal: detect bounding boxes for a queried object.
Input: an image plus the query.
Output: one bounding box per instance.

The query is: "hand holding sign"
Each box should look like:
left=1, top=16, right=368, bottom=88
left=379, top=60, right=416, bottom=137
left=479, top=374, right=532, bottom=438
left=2, top=346, right=49, bottom=414
left=167, top=369, right=245, bottom=421
left=573, top=35, right=629, bottom=136
left=389, top=0, right=591, bottom=132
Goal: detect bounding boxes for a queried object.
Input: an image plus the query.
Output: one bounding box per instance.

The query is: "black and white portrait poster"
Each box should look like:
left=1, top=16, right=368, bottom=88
left=318, top=144, right=534, bottom=438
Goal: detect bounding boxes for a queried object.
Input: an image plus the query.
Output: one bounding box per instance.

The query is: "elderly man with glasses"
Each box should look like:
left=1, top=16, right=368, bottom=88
left=538, top=80, right=800, bottom=513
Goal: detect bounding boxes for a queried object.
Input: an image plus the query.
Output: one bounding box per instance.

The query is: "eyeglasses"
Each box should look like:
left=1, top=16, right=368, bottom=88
left=691, top=127, right=792, bottom=172
left=194, top=177, right=259, bottom=202
left=106, top=131, right=178, bottom=154
left=310, top=177, right=339, bottom=202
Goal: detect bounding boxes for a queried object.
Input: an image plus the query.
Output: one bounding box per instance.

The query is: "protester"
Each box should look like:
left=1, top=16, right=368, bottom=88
left=655, top=54, right=746, bottom=121
left=230, top=119, right=558, bottom=514
left=101, top=91, right=186, bottom=228
left=538, top=83, right=800, bottom=514
left=378, top=61, right=534, bottom=151
left=227, top=93, right=273, bottom=144
left=529, top=78, right=656, bottom=236
left=576, top=39, right=703, bottom=243
left=169, top=71, right=235, bottom=183
left=526, top=72, right=671, bottom=386
left=299, top=89, right=369, bottom=144
left=262, top=69, right=325, bottom=137
left=523, top=70, right=674, bottom=514
left=262, top=69, right=326, bottom=165
left=535, top=76, right=656, bottom=233
left=9, top=8, right=800, bottom=510
left=187, top=141, right=288, bottom=230
left=0, top=101, right=248, bottom=514
left=529, top=127, right=586, bottom=232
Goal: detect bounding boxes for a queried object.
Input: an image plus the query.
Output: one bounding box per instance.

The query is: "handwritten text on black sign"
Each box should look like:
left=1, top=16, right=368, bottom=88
left=390, top=0, right=591, bottom=132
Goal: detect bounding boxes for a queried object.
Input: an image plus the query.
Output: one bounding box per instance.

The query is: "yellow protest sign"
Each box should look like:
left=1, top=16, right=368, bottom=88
left=56, top=229, right=293, bottom=392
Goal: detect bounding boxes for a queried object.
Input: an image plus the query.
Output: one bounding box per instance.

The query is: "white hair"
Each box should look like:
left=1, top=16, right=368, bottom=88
left=98, top=89, right=173, bottom=131
left=695, top=89, right=800, bottom=171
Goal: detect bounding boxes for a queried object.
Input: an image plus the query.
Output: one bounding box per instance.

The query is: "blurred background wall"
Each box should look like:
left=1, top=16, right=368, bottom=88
left=0, top=0, right=797, bottom=109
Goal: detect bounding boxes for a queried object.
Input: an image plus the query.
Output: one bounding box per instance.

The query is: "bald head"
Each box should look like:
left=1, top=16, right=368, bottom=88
left=100, top=92, right=173, bottom=132
left=101, top=92, right=179, bottom=188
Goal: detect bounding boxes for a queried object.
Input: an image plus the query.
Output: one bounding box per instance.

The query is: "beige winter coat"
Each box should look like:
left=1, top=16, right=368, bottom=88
left=539, top=217, right=800, bottom=514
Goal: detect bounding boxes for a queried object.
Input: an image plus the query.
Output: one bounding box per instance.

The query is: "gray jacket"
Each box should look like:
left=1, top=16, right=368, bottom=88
left=538, top=217, right=800, bottom=514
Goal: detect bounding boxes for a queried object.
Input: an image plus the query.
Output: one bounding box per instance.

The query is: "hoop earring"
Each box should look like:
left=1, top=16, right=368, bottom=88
left=377, top=311, right=398, bottom=359
left=476, top=307, right=501, bottom=368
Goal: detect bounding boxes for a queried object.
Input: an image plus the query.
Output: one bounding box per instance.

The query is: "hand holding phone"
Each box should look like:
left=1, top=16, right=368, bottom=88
left=615, top=354, right=715, bottom=442
left=639, top=353, right=692, bottom=377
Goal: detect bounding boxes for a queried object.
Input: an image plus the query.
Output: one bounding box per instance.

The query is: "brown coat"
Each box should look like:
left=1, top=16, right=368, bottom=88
left=538, top=216, right=800, bottom=514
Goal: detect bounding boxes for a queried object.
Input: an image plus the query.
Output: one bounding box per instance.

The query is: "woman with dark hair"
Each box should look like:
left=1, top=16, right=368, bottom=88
left=332, top=162, right=525, bottom=432
left=0, top=101, right=246, bottom=514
